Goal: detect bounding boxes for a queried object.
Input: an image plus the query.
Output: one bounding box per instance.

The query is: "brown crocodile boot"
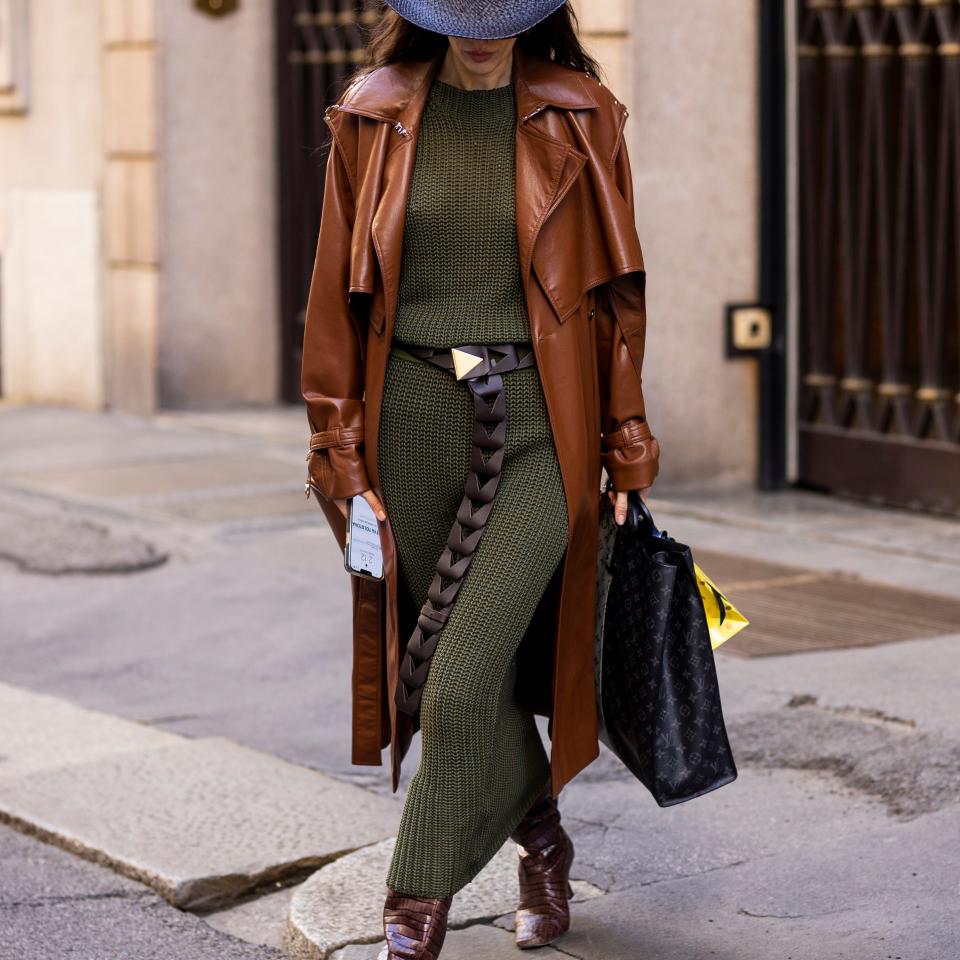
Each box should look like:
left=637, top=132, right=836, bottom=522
left=376, top=888, right=453, bottom=960
left=510, top=789, right=575, bottom=949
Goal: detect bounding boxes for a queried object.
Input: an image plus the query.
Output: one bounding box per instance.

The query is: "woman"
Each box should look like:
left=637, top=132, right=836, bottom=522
left=301, top=1, right=660, bottom=956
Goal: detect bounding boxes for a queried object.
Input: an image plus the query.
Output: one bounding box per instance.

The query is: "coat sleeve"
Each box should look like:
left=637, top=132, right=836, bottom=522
left=594, top=117, right=661, bottom=492
left=300, top=130, right=372, bottom=502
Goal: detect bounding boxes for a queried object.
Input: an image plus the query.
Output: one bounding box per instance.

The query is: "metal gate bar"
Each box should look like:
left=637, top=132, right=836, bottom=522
left=797, top=0, right=960, bottom=515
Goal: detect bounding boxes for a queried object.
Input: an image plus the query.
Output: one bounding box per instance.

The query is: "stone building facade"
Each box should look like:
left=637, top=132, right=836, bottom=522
left=0, top=0, right=763, bottom=490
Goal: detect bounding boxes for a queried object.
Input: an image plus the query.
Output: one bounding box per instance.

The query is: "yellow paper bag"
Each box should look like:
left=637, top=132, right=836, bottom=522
left=694, top=563, right=749, bottom=650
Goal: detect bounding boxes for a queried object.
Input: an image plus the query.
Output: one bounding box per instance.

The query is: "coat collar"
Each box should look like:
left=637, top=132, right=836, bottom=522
left=333, top=43, right=600, bottom=130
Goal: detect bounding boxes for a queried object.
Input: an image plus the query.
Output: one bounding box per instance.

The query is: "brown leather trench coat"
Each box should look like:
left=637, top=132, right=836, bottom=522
left=301, top=42, right=660, bottom=798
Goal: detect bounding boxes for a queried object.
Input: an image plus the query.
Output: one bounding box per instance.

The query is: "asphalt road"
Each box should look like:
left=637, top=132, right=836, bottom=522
left=0, top=825, right=282, bottom=960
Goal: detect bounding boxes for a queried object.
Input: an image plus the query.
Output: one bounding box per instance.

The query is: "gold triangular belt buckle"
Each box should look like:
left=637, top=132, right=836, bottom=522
left=451, top=346, right=485, bottom=380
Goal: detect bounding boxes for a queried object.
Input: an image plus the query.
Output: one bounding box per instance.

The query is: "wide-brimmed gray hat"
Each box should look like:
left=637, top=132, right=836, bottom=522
left=381, top=0, right=569, bottom=40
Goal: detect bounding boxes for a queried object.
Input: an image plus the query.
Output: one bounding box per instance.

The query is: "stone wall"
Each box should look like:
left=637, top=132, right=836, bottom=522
left=155, top=0, right=278, bottom=409
left=0, top=0, right=105, bottom=408
left=577, top=0, right=761, bottom=487
left=102, top=0, right=159, bottom=415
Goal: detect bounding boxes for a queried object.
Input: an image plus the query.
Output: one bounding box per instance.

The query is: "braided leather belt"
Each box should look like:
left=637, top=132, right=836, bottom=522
left=391, top=339, right=537, bottom=722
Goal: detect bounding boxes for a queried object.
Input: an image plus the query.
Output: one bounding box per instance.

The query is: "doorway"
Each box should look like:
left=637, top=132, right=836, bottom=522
left=276, top=1, right=380, bottom=402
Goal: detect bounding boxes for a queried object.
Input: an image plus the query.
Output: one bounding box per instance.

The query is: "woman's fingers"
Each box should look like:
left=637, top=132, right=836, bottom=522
left=606, top=488, right=628, bottom=524
left=607, top=485, right=652, bottom=525
left=332, top=490, right=388, bottom=522
left=362, top=489, right=388, bottom=521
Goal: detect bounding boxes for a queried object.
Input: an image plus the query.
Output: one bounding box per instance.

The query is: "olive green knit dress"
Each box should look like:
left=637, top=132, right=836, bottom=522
left=376, top=77, right=569, bottom=898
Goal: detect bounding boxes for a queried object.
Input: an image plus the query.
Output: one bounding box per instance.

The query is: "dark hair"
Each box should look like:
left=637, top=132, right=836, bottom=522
left=337, top=2, right=606, bottom=99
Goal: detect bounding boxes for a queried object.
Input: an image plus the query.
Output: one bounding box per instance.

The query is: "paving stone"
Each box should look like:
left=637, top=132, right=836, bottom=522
left=145, top=487, right=315, bottom=523
left=328, top=947, right=384, bottom=960
left=729, top=702, right=960, bottom=818
left=0, top=532, right=366, bottom=784
left=564, top=760, right=890, bottom=893
left=550, top=805, right=960, bottom=960
left=155, top=409, right=307, bottom=446
left=8, top=454, right=295, bottom=500
left=583, top=699, right=960, bottom=825
left=651, top=493, right=960, bottom=598
left=716, top=631, right=960, bottom=740
left=657, top=486, right=960, bottom=566
left=0, top=681, right=181, bottom=779
left=436, top=923, right=566, bottom=959
left=0, top=733, right=400, bottom=911
left=0, top=406, right=262, bottom=475
left=204, top=882, right=299, bottom=951
left=0, top=505, right=166, bottom=574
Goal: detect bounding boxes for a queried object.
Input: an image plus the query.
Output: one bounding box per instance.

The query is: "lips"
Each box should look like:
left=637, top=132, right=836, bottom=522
left=466, top=50, right=492, bottom=61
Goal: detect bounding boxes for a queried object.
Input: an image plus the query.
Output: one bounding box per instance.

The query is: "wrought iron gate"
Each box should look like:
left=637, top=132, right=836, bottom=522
left=796, top=0, right=960, bottom=514
left=277, top=1, right=379, bottom=402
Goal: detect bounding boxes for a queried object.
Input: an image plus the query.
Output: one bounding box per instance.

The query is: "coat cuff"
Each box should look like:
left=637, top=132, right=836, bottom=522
left=601, top=417, right=661, bottom=491
left=306, top=445, right=371, bottom=501
left=305, top=421, right=370, bottom=501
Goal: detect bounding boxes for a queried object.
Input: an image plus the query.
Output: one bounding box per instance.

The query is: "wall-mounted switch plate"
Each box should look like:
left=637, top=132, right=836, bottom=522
left=195, top=0, right=239, bottom=16
left=725, top=304, right=772, bottom=357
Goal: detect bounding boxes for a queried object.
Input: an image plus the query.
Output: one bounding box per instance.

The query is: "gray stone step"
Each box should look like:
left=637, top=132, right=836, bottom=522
left=0, top=682, right=400, bottom=911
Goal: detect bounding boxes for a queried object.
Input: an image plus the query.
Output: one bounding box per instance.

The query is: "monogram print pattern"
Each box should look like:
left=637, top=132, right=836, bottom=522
left=594, top=493, right=738, bottom=806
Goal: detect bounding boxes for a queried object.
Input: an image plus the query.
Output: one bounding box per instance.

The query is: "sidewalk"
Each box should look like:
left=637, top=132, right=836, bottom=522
left=1, top=403, right=958, bottom=959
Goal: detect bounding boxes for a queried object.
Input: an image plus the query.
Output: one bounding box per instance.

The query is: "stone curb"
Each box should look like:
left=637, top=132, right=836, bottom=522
left=0, top=682, right=400, bottom=912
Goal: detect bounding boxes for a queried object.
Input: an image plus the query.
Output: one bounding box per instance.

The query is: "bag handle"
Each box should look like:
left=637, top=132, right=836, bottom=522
left=628, top=490, right=672, bottom=541
left=603, top=477, right=669, bottom=539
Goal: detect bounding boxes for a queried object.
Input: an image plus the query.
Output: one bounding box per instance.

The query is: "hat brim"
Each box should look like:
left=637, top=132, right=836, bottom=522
left=381, top=0, right=569, bottom=40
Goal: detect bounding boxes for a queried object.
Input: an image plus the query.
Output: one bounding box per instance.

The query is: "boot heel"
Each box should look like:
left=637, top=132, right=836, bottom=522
left=512, top=796, right=575, bottom=949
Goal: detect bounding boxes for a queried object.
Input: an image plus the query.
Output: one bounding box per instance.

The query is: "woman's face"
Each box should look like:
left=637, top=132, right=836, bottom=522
left=444, top=35, right=517, bottom=84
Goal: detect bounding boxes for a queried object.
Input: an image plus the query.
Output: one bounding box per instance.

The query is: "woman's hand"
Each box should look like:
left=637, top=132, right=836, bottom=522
left=607, top=485, right=652, bottom=525
left=333, top=488, right=388, bottom=522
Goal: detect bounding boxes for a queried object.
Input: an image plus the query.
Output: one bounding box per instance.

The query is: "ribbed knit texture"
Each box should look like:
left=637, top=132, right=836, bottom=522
left=392, top=78, right=531, bottom=346
left=378, top=354, right=567, bottom=897
left=375, top=76, right=569, bottom=898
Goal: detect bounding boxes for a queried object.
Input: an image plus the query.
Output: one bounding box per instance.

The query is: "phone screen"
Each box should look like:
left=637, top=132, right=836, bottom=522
left=345, top=494, right=384, bottom=580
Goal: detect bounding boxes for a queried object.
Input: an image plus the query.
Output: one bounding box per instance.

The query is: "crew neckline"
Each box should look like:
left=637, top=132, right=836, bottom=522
left=432, top=77, right=513, bottom=94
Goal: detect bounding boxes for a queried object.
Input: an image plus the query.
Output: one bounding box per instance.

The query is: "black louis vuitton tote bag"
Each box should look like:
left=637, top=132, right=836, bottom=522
left=595, top=485, right=738, bottom=806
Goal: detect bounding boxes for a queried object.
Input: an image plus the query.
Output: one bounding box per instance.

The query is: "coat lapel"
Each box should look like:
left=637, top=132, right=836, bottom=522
left=513, top=44, right=591, bottom=314
left=514, top=119, right=587, bottom=323
left=367, top=56, right=442, bottom=338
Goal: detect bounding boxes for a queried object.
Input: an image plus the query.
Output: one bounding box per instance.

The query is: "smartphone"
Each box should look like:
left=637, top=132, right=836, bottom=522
left=344, top=493, right=384, bottom=581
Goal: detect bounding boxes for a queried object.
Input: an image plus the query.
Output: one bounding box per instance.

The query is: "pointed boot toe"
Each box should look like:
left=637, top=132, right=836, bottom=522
left=379, top=888, right=452, bottom=960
